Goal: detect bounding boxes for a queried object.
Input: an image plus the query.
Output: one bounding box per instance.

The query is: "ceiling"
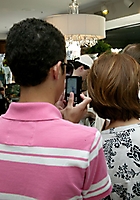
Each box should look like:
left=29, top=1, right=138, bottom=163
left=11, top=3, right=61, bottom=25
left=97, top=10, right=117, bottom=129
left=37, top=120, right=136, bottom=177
left=0, top=0, right=111, bottom=35
left=0, top=0, right=140, bottom=48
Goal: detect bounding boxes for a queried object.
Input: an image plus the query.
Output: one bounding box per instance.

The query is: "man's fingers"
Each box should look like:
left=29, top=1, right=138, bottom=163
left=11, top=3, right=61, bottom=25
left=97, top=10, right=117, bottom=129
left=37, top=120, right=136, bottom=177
left=59, top=92, right=64, bottom=101
left=67, top=92, right=74, bottom=107
left=61, top=92, right=92, bottom=123
left=79, top=94, right=92, bottom=109
left=80, top=93, right=86, bottom=100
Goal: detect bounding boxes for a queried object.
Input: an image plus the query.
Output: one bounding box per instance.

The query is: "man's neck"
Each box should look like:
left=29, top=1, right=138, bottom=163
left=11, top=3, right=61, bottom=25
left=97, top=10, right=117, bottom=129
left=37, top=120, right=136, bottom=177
left=19, top=81, right=56, bottom=104
left=72, top=70, right=79, bottom=77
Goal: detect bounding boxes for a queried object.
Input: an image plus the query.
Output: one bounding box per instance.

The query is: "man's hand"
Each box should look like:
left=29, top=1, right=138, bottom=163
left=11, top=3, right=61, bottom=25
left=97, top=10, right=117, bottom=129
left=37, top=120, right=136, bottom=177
left=60, top=92, right=91, bottom=123
left=55, top=92, right=66, bottom=110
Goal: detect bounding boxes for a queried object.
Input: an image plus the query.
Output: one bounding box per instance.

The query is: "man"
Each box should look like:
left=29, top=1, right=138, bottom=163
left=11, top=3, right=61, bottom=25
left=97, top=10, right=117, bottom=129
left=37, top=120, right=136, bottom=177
left=72, top=55, right=97, bottom=127
left=73, top=54, right=93, bottom=81
left=0, top=18, right=112, bottom=199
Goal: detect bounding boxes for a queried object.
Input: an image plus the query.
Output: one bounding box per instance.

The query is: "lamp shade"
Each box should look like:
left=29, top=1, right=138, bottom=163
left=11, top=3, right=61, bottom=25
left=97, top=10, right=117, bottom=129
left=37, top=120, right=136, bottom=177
left=46, top=14, right=106, bottom=40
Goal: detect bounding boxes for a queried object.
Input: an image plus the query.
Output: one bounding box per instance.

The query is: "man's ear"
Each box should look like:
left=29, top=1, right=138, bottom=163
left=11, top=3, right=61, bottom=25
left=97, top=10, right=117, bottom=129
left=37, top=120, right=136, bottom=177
left=80, top=65, right=84, bottom=71
left=52, top=61, right=62, bottom=80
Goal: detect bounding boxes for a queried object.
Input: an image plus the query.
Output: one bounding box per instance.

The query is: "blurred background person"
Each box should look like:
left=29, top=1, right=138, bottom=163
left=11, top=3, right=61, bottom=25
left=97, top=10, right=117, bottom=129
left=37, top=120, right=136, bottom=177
left=72, top=54, right=93, bottom=82
left=0, top=81, right=9, bottom=115
left=88, top=52, right=140, bottom=200
left=72, top=55, right=97, bottom=126
left=122, top=43, right=140, bottom=64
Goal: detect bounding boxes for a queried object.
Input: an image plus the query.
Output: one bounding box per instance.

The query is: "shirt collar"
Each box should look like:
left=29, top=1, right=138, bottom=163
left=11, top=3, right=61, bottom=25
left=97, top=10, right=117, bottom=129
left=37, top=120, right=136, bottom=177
left=2, top=102, right=62, bottom=121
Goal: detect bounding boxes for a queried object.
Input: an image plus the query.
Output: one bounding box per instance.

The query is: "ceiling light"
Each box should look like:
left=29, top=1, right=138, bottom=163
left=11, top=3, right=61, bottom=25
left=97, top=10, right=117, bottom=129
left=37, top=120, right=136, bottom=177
left=101, top=5, right=109, bottom=15
left=124, top=0, right=134, bottom=8
left=46, top=0, right=105, bottom=47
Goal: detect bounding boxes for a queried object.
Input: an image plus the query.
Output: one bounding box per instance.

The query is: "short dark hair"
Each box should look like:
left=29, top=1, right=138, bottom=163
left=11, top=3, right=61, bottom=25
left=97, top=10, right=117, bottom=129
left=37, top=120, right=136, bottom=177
left=122, top=43, right=140, bottom=64
left=66, top=60, right=74, bottom=76
left=6, top=18, right=66, bottom=86
left=88, top=52, right=140, bottom=121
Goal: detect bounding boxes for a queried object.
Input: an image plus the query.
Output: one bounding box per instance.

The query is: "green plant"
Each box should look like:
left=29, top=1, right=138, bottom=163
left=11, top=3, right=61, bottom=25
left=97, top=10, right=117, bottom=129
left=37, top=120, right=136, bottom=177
left=85, top=40, right=112, bottom=55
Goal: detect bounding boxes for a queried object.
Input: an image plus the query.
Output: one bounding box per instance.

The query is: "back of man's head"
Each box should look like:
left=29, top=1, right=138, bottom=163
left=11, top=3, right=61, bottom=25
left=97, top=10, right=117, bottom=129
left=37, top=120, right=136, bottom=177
left=6, top=18, right=66, bottom=86
left=123, top=43, right=140, bottom=65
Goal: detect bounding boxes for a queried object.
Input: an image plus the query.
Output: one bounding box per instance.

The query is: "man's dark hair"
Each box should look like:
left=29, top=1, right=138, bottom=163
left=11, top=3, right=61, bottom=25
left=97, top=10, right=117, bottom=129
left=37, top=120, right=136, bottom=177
left=66, top=60, right=74, bottom=76
left=6, top=18, right=66, bottom=86
left=73, top=61, right=90, bottom=70
left=73, top=58, right=90, bottom=70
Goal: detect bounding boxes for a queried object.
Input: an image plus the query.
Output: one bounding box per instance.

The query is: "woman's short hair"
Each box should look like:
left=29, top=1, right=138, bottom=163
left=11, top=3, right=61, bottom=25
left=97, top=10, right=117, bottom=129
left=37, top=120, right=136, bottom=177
left=88, top=52, right=140, bottom=121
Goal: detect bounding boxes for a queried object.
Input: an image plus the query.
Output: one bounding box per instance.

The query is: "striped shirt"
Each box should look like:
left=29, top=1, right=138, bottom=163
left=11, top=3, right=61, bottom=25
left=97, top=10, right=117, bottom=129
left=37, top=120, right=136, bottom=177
left=0, top=102, right=112, bottom=200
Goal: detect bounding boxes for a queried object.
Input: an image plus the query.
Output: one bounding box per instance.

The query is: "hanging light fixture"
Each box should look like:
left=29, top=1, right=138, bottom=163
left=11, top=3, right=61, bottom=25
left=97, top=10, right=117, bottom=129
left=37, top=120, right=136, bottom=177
left=46, top=0, right=105, bottom=47
left=69, top=0, right=79, bottom=14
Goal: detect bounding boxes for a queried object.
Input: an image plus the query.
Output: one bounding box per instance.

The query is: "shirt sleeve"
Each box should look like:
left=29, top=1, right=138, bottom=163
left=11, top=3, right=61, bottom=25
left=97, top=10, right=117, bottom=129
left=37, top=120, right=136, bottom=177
left=82, top=130, right=112, bottom=200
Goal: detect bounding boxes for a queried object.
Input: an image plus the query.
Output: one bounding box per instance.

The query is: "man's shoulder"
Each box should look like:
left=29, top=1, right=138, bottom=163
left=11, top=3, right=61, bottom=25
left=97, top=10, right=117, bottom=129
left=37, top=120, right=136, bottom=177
left=62, top=118, right=98, bottom=132
left=59, top=119, right=101, bottom=142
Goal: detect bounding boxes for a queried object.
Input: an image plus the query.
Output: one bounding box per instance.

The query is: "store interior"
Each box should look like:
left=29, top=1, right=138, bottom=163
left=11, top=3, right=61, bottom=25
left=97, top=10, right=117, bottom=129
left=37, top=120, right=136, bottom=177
left=0, top=0, right=140, bottom=102
left=0, top=0, right=140, bottom=51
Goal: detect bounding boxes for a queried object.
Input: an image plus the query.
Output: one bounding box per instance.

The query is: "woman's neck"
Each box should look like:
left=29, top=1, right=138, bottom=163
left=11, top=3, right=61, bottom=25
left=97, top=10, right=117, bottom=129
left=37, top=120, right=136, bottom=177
left=105, top=117, right=140, bottom=130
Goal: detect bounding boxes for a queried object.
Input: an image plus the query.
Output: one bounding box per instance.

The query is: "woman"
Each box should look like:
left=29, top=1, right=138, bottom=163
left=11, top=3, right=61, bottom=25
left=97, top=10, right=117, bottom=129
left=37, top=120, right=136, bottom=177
left=88, top=52, right=140, bottom=200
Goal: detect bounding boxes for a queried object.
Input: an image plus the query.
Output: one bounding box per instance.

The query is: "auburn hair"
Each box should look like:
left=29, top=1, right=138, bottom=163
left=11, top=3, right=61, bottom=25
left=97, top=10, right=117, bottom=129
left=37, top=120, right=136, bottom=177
left=88, top=52, right=140, bottom=121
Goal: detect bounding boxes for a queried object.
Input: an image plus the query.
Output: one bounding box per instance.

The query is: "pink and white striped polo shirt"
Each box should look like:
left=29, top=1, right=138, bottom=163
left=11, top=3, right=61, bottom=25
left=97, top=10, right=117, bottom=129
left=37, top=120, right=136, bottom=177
left=0, top=102, right=112, bottom=200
